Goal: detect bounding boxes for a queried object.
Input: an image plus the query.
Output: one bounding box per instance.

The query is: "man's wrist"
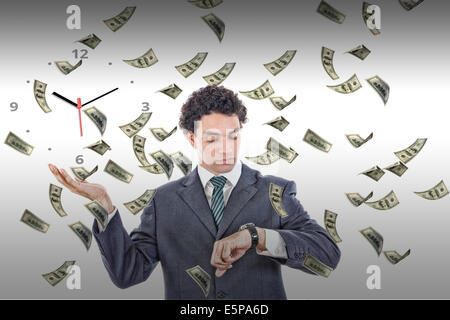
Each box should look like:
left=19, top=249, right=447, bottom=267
left=255, top=227, right=266, bottom=251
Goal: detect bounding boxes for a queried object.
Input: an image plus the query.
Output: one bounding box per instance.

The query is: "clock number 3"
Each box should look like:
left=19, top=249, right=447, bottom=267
left=142, top=102, right=150, bottom=112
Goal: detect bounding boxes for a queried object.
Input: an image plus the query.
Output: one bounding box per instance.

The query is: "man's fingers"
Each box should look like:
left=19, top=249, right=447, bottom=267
left=222, top=242, right=232, bottom=263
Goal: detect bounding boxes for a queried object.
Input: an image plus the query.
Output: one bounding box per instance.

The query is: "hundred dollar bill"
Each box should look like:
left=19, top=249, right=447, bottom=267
left=21, top=209, right=50, bottom=233
left=139, top=163, right=165, bottom=175
left=246, top=150, right=280, bottom=165
left=123, top=189, right=157, bottom=215
left=324, top=209, right=342, bottom=243
left=363, top=2, right=381, bottom=35
left=345, top=132, right=373, bottom=148
left=83, top=106, right=107, bottom=135
left=366, top=75, right=390, bottom=105
left=103, top=6, right=136, bottom=32
left=33, top=80, right=51, bottom=113
left=104, top=159, right=133, bottom=183
left=186, top=265, right=211, bottom=297
left=360, top=165, right=385, bottom=182
left=203, top=62, right=235, bottom=85
left=302, top=253, right=333, bottom=278
left=414, top=180, right=449, bottom=200
left=269, top=95, right=296, bottom=111
left=303, top=129, right=332, bottom=153
left=84, top=139, right=111, bottom=155
left=269, top=183, right=289, bottom=218
left=49, top=183, right=68, bottom=217
left=346, top=44, right=371, bottom=60
left=383, top=249, right=411, bottom=264
left=150, top=126, right=177, bottom=141
left=42, top=261, right=76, bottom=286
left=68, top=221, right=92, bottom=250
left=4, top=131, right=34, bottom=155
left=240, top=80, right=274, bottom=99
left=132, top=135, right=151, bottom=166
left=394, top=138, right=427, bottom=164
left=188, top=0, right=223, bottom=9
left=123, top=48, right=158, bottom=68
left=54, top=60, right=82, bottom=75
left=317, top=0, right=346, bottom=24
left=76, top=33, right=101, bottom=49
left=170, top=151, right=193, bottom=176
left=398, top=0, right=424, bottom=11
left=321, top=47, right=339, bottom=80
left=70, top=165, right=98, bottom=181
left=84, top=200, right=109, bottom=229
left=175, top=52, right=208, bottom=78
left=119, top=112, right=152, bottom=138
left=360, top=226, right=383, bottom=256
left=384, top=161, right=408, bottom=177
left=201, top=13, right=225, bottom=41
left=345, top=191, right=374, bottom=207
left=365, top=190, right=399, bottom=210
left=327, top=74, right=362, bottom=94
left=264, top=116, right=289, bottom=132
left=150, top=150, right=174, bottom=179
left=266, top=137, right=298, bottom=163
left=158, top=83, right=182, bottom=99
left=263, top=50, right=297, bottom=76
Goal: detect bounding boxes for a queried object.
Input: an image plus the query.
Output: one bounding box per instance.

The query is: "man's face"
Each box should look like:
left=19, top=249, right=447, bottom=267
left=187, top=112, right=242, bottom=175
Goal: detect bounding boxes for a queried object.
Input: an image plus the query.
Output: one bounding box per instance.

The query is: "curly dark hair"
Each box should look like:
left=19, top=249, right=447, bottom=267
left=179, top=85, right=248, bottom=134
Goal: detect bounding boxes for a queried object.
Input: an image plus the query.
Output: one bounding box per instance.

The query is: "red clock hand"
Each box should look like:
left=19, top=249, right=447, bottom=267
left=77, top=98, right=83, bottom=136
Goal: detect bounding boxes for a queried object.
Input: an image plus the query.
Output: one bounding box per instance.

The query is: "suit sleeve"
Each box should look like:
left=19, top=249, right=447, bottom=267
left=92, top=198, right=159, bottom=289
left=266, top=180, right=341, bottom=275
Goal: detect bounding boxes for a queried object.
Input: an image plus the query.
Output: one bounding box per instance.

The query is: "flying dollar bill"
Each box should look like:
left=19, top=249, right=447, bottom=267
left=201, top=13, right=225, bottom=41
left=398, top=0, right=424, bottom=11
left=170, top=151, right=193, bottom=176
left=70, top=165, right=98, bottom=181
left=246, top=150, right=280, bottom=165
left=132, top=135, right=151, bottom=166
left=303, top=129, right=332, bottom=153
left=119, top=112, right=152, bottom=138
left=150, top=150, right=174, bottom=179
left=42, top=261, right=76, bottom=286
left=21, top=209, right=49, bottom=233
left=321, top=47, right=339, bottom=80
left=84, top=200, right=109, bottom=230
left=365, top=190, right=399, bottom=210
left=345, top=191, right=374, bottom=207
left=302, top=253, right=333, bottom=277
left=186, top=265, right=211, bottom=297
left=158, top=83, right=183, bottom=99
left=269, top=183, right=289, bottom=218
left=104, top=160, right=134, bottom=183
left=49, top=183, right=68, bottom=217
left=327, top=74, right=362, bottom=94
left=33, top=80, right=51, bottom=113
left=263, top=50, right=297, bottom=76
left=83, top=106, right=107, bottom=135
left=123, top=189, right=157, bottom=215
left=123, top=48, right=158, bottom=68
left=317, top=0, right=346, bottom=24
left=150, top=126, right=177, bottom=141
left=383, top=249, right=411, bottom=264
left=266, top=137, right=298, bottom=163
left=4, top=131, right=34, bottom=155
left=345, top=132, right=373, bottom=148
left=264, top=116, right=289, bottom=132
left=139, top=163, right=165, bottom=175
left=360, top=165, right=385, bottom=182
left=203, top=62, right=235, bottom=85
left=366, top=75, right=390, bottom=105
left=384, top=161, right=408, bottom=177
left=240, top=80, right=274, bottom=99
left=84, top=139, right=111, bottom=155
left=188, top=0, right=223, bottom=9
left=394, top=138, right=427, bottom=163
left=175, top=52, right=208, bottom=78
left=360, top=226, right=383, bottom=256
left=269, top=95, right=296, bottom=111
left=68, top=221, right=92, bottom=250
left=362, top=2, right=381, bottom=35
left=103, top=6, right=136, bottom=32
left=414, top=180, right=449, bottom=200
left=54, top=60, right=82, bottom=75
left=324, top=209, right=342, bottom=243
left=346, top=44, right=371, bottom=60
left=76, top=33, right=101, bottom=49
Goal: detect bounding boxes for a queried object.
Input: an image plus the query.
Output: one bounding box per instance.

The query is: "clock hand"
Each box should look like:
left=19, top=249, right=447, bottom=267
left=77, top=98, right=83, bottom=137
left=52, top=91, right=78, bottom=108
left=82, top=87, right=119, bottom=106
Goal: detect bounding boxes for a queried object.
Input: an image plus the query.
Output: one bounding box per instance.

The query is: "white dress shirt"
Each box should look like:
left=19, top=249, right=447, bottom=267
left=96, top=159, right=287, bottom=258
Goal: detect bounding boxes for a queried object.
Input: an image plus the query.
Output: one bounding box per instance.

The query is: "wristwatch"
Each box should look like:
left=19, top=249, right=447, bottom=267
left=239, top=222, right=259, bottom=249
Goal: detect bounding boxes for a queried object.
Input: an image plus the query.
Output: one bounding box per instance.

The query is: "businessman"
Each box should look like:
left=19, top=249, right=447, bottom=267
left=48, top=85, right=341, bottom=299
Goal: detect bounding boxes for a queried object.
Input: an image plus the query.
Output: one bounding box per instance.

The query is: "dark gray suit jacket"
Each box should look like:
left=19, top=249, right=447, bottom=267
left=92, top=162, right=341, bottom=299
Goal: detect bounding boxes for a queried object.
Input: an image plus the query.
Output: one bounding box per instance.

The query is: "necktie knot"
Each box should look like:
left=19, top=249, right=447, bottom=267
left=209, top=175, right=227, bottom=190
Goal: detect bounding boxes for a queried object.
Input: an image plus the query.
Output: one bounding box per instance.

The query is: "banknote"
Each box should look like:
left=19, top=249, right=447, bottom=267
left=150, top=150, right=174, bottom=179
left=76, top=33, right=101, bottom=49
left=83, top=106, right=107, bottom=135
left=139, top=163, right=165, bottom=175
left=150, top=126, right=177, bottom=141
left=42, top=261, right=76, bottom=286
left=49, top=183, right=68, bottom=217
left=170, top=151, right=193, bottom=176
left=362, top=2, right=381, bottom=35
left=269, top=95, right=296, bottom=111
left=414, top=180, right=449, bottom=200
left=104, top=159, right=133, bottom=183
left=201, top=13, right=225, bottom=41
left=346, top=44, right=371, bottom=60
left=132, top=135, right=151, bottom=166
left=324, top=209, right=342, bottom=243
left=84, top=139, right=111, bottom=155
left=203, top=62, right=235, bottom=85
left=68, top=221, right=92, bottom=250
left=398, top=0, right=424, bottom=11
left=302, top=254, right=333, bottom=278
left=4, top=131, right=34, bottom=155
left=384, top=161, right=408, bottom=177
left=365, top=190, right=399, bottom=210
left=175, top=52, right=208, bottom=78
left=264, top=116, right=289, bottom=132
left=345, top=132, right=373, bottom=148
left=360, top=226, right=383, bottom=256
left=119, top=112, right=152, bottom=138
left=123, top=48, right=158, bottom=68
left=269, top=183, right=288, bottom=218
left=186, top=265, right=211, bottom=297
left=394, top=138, right=427, bottom=164
left=303, top=129, right=332, bottom=153
left=21, top=209, right=49, bottom=233
left=240, top=80, right=274, bottom=99
left=383, top=249, right=411, bottom=264
left=345, top=191, right=374, bottom=207
left=70, top=165, right=98, bottom=181
left=84, top=200, right=109, bottom=230
left=263, top=50, right=297, bottom=76
left=33, top=80, right=51, bottom=113
left=158, top=83, right=182, bottom=99
left=266, top=137, right=298, bottom=163
left=321, top=47, right=339, bottom=80
left=366, top=75, right=390, bottom=105
left=317, top=0, right=346, bottom=24
left=54, top=60, right=82, bottom=75
left=188, top=0, right=223, bottom=9
left=124, top=189, right=157, bottom=215
left=246, top=150, right=280, bottom=165
left=360, top=165, right=385, bottom=182
left=103, top=6, right=136, bottom=32
left=327, top=74, right=362, bottom=94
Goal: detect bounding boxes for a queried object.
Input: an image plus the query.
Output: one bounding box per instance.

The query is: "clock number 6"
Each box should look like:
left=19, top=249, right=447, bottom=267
left=76, top=155, right=84, bottom=164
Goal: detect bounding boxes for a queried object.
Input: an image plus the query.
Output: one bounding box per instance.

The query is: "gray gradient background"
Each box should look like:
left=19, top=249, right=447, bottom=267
left=0, top=0, right=449, bottom=298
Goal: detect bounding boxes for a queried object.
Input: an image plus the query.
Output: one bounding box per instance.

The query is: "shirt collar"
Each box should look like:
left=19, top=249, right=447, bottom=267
left=197, top=159, right=242, bottom=189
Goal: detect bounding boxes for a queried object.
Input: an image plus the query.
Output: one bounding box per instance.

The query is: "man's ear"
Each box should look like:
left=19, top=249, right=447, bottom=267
left=186, top=130, right=195, bottom=147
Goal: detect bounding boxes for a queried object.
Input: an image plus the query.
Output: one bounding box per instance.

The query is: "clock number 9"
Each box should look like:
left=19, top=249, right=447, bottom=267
left=76, top=155, right=84, bottom=164
left=10, top=102, right=18, bottom=111
left=142, top=102, right=150, bottom=112
left=72, top=49, right=88, bottom=59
